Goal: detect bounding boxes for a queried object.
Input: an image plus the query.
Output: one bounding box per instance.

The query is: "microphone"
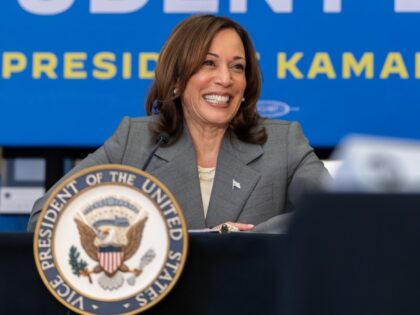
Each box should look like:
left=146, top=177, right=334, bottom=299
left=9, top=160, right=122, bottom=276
left=141, top=133, right=169, bottom=171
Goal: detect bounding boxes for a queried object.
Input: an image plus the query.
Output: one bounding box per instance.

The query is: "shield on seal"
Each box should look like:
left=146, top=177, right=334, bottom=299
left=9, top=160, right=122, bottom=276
left=98, top=246, right=124, bottom=274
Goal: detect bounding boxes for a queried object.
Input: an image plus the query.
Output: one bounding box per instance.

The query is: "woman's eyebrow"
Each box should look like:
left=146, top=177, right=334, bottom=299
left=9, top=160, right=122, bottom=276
left=207, top=52, right=246, bottom=61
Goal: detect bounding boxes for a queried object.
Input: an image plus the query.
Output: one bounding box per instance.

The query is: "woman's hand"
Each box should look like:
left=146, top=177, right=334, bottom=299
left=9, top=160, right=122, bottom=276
left=213, top=221, right=254, bottom=232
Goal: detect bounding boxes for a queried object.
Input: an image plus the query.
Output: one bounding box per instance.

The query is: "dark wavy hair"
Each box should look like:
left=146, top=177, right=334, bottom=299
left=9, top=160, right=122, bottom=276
left=146, top=15, right=267, bottom=145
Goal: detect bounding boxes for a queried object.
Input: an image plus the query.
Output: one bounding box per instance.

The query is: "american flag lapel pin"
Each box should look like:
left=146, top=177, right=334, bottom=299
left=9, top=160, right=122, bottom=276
left=232, top=179, right=241, bottom=190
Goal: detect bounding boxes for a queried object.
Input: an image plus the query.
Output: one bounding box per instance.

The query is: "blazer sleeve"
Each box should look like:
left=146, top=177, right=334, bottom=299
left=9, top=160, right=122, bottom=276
left=254, top=121, right=331, bottom=233
left=26, top=117, right=131, bottom=232
left=286, top=121, right=330, bottom=207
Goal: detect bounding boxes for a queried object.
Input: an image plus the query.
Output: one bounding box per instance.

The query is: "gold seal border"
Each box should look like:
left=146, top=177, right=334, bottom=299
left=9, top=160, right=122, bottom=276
left=33, top=164, right=189, bottom=315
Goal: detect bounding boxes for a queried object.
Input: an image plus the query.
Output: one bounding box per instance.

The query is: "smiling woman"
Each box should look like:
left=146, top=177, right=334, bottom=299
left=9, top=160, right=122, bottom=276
left=147, top=15, right=265, bottom=146
left=181, top=29, right=246, bottom=132
left=28, top=15, right=330, bottom=233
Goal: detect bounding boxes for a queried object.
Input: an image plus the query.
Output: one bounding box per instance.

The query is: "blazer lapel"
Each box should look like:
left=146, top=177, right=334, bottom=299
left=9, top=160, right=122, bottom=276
left=147, top=128, right=207, bottom=229
left=206, top=135, right=263, bottom=227
left=144, top=128, right=264, bottom=229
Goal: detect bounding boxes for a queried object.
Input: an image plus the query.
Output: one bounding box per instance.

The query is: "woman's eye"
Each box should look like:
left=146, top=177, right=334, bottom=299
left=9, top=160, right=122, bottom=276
left=203, top=60, right=215, bottom=67
left=233, top=63, right=245, bottom=71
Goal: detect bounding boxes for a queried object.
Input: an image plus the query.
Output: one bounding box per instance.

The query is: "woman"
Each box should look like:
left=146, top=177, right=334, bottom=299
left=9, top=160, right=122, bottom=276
left=28, top=15, right=329, bottom=233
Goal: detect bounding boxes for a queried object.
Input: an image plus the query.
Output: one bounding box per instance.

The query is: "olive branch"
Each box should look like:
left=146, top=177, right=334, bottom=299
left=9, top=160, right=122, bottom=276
left=69, top=246, right=92, bottom=283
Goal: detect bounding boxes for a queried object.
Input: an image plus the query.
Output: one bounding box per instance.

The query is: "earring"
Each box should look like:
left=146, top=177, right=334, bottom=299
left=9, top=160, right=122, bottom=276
left=173, top=88, right=178, bottom=95
left=241, top=97, right=245, bottom=102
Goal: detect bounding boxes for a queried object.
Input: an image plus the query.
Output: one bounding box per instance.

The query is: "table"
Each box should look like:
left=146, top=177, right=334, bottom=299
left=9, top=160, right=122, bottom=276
left=0, top=232, right=284, bottom=315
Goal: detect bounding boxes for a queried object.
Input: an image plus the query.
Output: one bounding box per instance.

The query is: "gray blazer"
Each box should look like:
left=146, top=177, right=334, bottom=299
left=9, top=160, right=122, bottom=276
left=27, top=116, right=329, bottom=232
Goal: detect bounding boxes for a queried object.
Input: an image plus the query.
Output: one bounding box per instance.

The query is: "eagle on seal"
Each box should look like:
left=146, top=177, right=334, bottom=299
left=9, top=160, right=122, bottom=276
left=74, top=215, right=148, bottom=290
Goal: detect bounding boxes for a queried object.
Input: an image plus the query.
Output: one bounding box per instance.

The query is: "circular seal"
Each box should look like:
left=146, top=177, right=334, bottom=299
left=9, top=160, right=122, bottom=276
left=33, top=164, right=188, bottom=315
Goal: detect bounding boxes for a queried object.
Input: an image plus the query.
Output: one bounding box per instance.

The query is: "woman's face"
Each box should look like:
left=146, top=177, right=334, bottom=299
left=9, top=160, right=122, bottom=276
left=181, top=28, right=247, bottom=130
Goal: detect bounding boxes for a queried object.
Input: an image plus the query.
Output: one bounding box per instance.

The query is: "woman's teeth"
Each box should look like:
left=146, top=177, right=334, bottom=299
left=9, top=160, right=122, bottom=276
left=204, top=94, right=230, bottom=104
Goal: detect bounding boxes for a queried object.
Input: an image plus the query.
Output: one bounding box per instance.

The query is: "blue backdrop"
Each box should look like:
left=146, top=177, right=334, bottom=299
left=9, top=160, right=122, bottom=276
left=1, top=0, right=420, bottom=147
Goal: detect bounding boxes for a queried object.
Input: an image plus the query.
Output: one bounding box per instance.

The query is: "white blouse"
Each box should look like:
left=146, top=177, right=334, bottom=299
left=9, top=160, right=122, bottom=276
left=197, top=166, right=216, bottom=218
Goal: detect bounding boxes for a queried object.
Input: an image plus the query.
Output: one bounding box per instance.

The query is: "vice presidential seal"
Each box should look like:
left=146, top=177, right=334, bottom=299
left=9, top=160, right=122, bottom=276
left=33, top=165, right=188, bottom=315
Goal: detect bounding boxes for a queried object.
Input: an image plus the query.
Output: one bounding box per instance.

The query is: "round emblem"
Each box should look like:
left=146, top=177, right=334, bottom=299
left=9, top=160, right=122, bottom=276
left=33, top=165, right=188, bottom=315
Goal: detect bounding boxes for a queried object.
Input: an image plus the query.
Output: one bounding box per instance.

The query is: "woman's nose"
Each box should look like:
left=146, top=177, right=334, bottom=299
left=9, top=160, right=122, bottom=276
left=214, top=65, right=232, bottom=86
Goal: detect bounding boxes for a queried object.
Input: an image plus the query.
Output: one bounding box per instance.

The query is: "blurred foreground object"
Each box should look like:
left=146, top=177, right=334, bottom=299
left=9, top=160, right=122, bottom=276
left=280, top=193, right=420, bottom=315
left=326, top=135, right=420, bottom=192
